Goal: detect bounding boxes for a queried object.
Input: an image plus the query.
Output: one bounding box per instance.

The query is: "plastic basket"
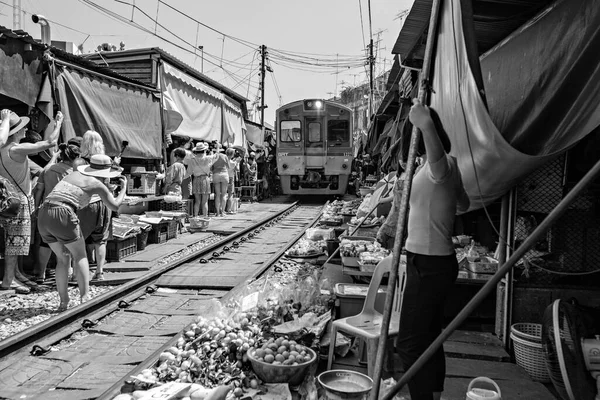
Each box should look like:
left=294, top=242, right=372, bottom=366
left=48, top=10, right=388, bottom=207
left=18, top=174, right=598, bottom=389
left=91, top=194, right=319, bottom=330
left=510, top=323, right=543, bottom=344
left=150, top=199, right=192, bottom=214
left=137, top=229, right=149, bottom=251
left=510, top=332, right=550, bottom=382
left=126, top=173, right=157, bottom=195
left=106, top=236, right=137, bottom=261
left=148, top=220, right=178, bottom=244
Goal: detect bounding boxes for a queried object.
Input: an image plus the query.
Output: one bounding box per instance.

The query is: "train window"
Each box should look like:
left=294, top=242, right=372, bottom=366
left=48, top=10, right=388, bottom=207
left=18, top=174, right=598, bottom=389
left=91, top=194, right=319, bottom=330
left=327, top=120, right=350, bottom=145
left=280, top=120, right=301, bottom=142
left=308, top=122, right=321, bottom=142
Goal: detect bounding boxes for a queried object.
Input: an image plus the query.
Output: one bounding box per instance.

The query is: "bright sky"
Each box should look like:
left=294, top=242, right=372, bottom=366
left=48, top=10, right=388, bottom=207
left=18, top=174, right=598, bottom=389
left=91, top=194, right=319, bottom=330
left=0, top=0, right=414, bottom=125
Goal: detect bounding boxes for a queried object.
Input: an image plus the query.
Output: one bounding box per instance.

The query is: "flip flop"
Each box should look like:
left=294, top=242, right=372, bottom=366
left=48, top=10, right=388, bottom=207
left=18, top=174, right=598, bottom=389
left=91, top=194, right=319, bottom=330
left=0, top=285, right=30, bottom=294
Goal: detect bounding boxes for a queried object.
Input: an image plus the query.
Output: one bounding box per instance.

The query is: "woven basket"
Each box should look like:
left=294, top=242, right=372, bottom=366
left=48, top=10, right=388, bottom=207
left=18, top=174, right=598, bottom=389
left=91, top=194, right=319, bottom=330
left=510, top=332, right=550, bottom=382
left=511, top=323, right=543, bottom=344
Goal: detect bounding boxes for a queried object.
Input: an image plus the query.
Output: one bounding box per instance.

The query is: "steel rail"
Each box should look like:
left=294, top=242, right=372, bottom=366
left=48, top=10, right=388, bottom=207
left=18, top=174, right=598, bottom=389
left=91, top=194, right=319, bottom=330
left=98, top=202, right=326, bottom=400
left=0, top=201, right=299, bottom=359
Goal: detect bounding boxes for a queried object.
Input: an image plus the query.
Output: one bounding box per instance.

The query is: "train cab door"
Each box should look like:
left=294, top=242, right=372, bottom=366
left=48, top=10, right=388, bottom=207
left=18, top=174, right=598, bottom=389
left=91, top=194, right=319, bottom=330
left=305, top=117, right=325, bottom=168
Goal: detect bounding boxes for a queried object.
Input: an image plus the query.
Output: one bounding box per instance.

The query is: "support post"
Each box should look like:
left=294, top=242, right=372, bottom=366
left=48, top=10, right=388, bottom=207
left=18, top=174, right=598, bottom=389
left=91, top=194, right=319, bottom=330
left=369, top=0, right=444, bottom=398
left=502, top=188, right=517, bottom=348
left=369, top=38, right=374, bottom=118
left=381, top=157, right=600, bottom=399
left=260, top=45, right=266, bottom=128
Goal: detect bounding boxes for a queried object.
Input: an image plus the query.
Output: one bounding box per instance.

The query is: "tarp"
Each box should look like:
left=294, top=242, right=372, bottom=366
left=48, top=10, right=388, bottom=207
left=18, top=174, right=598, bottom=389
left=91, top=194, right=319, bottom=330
left=430, top=0, right=600, bottom=211
left=0, top=38, right=43, bottom=107
left=222, top=95, right=245, bottom=146
left=55, top=64, right=162, bottom=158
left=245, top=122, right=264, bottom=144
left=161, top=62, right=222, bottom=142
left=481, top=0, right=600, bottom=156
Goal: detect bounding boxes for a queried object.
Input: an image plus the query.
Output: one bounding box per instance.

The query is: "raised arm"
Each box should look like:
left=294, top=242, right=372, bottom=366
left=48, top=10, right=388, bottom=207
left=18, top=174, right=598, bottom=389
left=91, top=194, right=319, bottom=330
left=0, top=110, right=11, bottom=147
left=409, top=99, right=449, bottom=180
left=12, top=112, right=63, bottom=157
left=89, top=175, right=128, bottom=212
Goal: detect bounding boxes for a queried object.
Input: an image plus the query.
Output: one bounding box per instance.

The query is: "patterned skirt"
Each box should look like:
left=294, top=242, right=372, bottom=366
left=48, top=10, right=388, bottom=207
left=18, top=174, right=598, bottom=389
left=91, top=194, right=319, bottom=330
left=1, top=194, right=34, bottom=256
left=192, top=175, right=211, bottom=195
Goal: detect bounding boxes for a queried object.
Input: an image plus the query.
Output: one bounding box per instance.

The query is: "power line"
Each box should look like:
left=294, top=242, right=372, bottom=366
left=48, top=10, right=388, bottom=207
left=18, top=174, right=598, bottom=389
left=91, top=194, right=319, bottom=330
left=358, top=0, right=366, bottom=49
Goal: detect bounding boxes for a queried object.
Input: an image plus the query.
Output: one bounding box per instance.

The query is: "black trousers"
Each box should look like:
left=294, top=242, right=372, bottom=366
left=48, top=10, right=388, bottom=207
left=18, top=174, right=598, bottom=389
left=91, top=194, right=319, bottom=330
left=396, top=251, right=458, bottom=400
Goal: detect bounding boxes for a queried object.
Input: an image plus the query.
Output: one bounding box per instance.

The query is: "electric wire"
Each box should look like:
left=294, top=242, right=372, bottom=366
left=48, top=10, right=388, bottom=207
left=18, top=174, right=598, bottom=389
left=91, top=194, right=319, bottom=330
left=358, top=0, right=367, bottom=49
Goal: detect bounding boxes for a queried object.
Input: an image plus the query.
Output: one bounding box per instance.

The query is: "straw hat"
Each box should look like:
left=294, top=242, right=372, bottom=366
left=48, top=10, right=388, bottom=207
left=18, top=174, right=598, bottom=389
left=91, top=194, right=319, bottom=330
left=4, top=110, right=30, bottom=136
left=130, top=166, right=147, bottom=174
left=192, top=142, right=208, bottom=152
left=78, top=154, right=122, bottom=178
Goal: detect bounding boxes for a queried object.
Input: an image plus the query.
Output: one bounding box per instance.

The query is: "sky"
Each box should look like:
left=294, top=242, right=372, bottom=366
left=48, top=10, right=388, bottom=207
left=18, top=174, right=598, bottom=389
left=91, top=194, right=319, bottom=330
left=0, top=0, right=414, bottom=125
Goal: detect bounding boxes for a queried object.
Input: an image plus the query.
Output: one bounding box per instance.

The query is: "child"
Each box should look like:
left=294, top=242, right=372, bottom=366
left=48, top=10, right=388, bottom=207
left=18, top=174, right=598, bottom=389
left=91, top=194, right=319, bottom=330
left=163, top=148, right=187, bottom=196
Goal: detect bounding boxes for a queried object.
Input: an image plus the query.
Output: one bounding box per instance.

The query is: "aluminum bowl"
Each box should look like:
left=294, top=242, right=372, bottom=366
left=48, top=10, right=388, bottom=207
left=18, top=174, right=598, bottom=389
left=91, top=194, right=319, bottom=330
left=247, top=347, right=316, bottom=386
left=317, top=370, right=373, bottom=400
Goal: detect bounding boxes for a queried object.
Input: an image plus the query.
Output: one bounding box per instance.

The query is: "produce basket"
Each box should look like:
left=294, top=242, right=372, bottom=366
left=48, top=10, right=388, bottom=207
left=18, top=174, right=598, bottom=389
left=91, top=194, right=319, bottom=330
left=106, top=236, right=137, bottom=261
left=339, top=236, right=376, bottom=268
left=247, top=347, right=317, bottom=386
left=148, top=220, right=178, bottom=244
left=126, top=173, right=157, bottom=195
left=149, top=199, right=193, bottom=214
left=510, top=332, right=550, bottom=382
left=511, top=323, right=543, bottom=344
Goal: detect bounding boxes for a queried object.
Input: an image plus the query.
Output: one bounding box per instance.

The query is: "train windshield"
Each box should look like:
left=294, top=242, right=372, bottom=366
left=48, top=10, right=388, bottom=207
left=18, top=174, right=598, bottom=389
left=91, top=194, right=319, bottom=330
left=308, top=122, right=322, bottom=142
left=327, top=120, right=350, bottom=145
left=280, top=120, right=301, bottom=142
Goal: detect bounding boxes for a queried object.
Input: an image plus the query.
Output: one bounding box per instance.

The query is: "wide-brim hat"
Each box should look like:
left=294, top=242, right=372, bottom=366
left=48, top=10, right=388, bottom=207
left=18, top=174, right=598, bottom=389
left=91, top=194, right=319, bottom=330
left=193, top=142, right=208, bottom=152
left=6, top=111, right=30, bottom=136
left=78, top=154, right=122, bottom=178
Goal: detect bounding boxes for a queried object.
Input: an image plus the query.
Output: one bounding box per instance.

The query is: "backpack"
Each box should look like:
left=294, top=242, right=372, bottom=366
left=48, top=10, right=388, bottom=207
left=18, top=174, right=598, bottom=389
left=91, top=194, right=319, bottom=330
left=0, top=175, right=21, bottom=219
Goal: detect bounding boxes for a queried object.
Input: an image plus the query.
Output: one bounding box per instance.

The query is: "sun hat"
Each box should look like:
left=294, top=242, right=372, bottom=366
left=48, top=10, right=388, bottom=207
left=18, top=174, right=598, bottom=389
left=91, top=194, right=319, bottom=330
left=5, top=110, right=30, bottom=136
left=130, top=166, right=147, bottom=174
left=77, top=154, right=122, bottom=178
left=193, top=142, right=208, bottom=152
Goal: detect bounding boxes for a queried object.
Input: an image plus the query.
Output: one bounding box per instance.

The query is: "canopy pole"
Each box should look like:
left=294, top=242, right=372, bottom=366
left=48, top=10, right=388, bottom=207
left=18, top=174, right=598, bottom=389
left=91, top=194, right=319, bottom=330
left=369, top=0, right=444, bottom=398
left=382, top=157, right=600, bottom=400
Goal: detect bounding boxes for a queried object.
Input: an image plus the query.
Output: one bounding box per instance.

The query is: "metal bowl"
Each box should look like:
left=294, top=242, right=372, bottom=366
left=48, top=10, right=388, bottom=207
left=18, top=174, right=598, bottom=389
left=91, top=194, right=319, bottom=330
left=317, top=370, right=373, bottom=400
left=247, top=347, right=316, bottom=386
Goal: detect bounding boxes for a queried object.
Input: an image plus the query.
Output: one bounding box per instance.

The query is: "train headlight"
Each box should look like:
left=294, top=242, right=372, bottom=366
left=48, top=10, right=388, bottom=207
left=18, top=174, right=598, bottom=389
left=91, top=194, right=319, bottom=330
left=282, top=164, right=288, bottom=169
left=342, top=164, right=348, bottom=169
left=314, top=100, right=322, bottom=109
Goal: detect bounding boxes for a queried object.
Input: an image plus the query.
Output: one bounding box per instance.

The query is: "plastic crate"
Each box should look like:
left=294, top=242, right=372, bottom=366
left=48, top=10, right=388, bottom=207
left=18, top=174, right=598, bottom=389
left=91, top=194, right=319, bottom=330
left=126, top=173, right=157, bottom=195
left=106, top=236, right=137, bottom=261
left=149, top=199, right=193, bottom=214
left=148, top=219, right=178, bottom=244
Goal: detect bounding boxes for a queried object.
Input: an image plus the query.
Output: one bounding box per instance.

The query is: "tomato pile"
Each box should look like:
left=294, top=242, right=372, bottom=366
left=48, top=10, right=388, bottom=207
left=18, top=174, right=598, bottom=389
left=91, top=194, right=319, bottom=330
left=250, top=337, right=314, bottom=365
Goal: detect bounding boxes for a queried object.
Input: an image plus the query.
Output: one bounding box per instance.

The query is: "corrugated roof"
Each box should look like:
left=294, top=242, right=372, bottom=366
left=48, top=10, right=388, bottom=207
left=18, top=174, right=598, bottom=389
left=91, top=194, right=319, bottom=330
left=84, top=47, right=248, bottom=104
left=0, top=25, right=156, bottom=91
left=393, top=0, right=554, bottom=68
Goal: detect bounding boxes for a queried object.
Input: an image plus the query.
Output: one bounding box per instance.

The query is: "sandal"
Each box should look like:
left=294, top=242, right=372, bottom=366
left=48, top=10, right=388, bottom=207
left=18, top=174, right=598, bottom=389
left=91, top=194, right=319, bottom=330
left=92, top=272, right=104, bottom=281
left=0, top=285, right=31, bottom=294
left=57, top=301, right=69, bottom=312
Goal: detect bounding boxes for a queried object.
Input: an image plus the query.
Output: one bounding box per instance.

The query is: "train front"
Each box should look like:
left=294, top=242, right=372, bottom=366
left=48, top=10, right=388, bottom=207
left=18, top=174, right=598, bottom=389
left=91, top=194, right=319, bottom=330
left=276, top=99, right=353, bottom=195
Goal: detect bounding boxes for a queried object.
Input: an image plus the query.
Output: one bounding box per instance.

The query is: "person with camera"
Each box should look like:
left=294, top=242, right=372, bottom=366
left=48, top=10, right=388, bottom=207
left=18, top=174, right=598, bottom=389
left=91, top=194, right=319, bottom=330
left=37, top=154, right=127, bottom=311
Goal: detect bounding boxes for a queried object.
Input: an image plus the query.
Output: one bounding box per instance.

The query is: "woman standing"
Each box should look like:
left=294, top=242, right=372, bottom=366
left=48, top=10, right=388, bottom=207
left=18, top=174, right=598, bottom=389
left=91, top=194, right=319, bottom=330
left=34, top=142, right=81, bottom=283
left=396, top=99, right=470, bottom=400
left=0, top=110, right=62, bottom=294
left=211, top=145, right=230, bottom=217
left=225, top=148, right=241, bottom=213
left=185, top=142, right=215, bottom=217
left=74, top=130, right=115, bottom=281
left=38, top=154, right=126, bottom=311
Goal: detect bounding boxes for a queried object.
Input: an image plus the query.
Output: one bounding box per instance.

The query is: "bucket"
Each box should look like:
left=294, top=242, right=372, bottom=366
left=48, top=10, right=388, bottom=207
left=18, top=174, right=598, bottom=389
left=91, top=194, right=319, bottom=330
left=466, top=377, right=501, bottom=400
left=318, top=370, right=372, bottom=400
left=326, top=239, right=339, bottom=256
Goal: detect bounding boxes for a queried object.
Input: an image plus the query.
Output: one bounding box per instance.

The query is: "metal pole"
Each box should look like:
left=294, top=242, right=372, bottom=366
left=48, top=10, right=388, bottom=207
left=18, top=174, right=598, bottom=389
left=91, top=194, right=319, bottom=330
left=382, top=156, right=600, bottom=399
left=495, top=193, right=508, bottom=341
left=369, top=39, right=374, bottom=118
left=502, top=188, right=517, bottom=348
left=260, top=45, right=266, bottom=128
left=369, top=0, right=444, bottom=397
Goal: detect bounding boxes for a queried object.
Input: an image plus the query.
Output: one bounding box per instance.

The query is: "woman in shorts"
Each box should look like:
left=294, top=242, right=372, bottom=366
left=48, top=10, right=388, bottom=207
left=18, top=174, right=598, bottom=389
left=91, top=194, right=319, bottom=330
left=38, top=154, right=127, bottom=311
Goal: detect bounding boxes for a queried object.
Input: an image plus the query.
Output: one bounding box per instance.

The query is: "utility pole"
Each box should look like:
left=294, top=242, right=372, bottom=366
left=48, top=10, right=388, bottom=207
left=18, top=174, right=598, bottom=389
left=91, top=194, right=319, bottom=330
left=259, top=44, right=267, bottom=128
left=369, top=38, right=374, bottom=118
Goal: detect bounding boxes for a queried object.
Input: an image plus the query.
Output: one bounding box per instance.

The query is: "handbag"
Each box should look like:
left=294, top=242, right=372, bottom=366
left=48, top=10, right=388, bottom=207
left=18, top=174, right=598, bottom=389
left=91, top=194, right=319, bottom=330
left=0, top=175, right=21, bottom=219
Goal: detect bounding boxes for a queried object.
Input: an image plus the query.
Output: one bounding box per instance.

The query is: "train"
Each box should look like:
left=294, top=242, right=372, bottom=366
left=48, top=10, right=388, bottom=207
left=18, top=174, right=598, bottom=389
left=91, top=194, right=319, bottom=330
left=275, top=99, right=353, bottom=195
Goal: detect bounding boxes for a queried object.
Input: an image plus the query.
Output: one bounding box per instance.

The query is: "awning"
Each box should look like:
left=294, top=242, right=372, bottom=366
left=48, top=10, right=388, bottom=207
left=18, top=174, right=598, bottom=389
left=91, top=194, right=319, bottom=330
left=161, top=62, right=223, bottom=142
left=245, top=122, right=264, bottom=144
left=0, top=37, right=43, bottom=107
left=222, top=95, right=245, bottom=147
left=480, top=0, right=600, bottom=156
left=55, top=64, right=162, bottom=158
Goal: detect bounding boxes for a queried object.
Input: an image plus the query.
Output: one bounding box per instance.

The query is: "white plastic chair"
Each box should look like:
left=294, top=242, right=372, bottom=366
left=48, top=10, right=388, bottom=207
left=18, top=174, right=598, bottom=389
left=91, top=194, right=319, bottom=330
left=327, top=254, right=407, bottom=377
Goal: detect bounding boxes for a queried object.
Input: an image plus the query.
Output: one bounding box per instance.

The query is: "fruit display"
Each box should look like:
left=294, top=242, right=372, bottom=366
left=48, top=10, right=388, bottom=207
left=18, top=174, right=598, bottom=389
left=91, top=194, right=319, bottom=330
left=250, top=337, right=314, bottom=366
left=349, top=215, right=385, bottom=226
left=286, top=238, right=325, bottom=257
left=339, top=239, right=382, bottom=258
left=131, top=313, right=262, bottom=396
left=359, top=251, right=390, bottom=266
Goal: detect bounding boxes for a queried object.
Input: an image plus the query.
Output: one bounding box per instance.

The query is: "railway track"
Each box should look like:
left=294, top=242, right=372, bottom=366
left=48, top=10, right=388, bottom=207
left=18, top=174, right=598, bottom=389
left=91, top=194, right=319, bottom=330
left=0, top=201, right=325, bottom=400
